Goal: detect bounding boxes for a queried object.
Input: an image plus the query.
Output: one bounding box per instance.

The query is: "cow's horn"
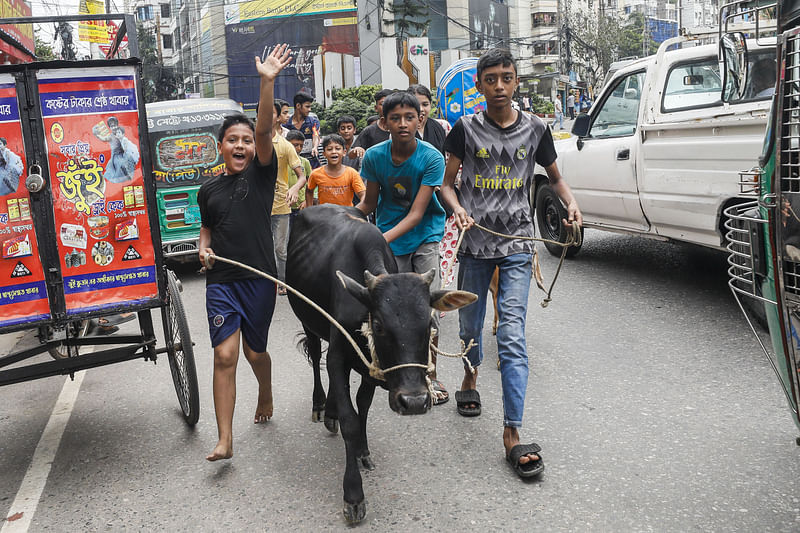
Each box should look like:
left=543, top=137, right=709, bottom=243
left=364, top=270, right=379, bottom=290
left=421, top=268, right=436, bottom=286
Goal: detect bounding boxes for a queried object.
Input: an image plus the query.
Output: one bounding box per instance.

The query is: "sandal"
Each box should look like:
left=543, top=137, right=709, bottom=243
left=454, top=389, right=481, bottom=417
left=430, top=379, right=449, bottom=406
left=97, top=313, right=135, bottom=327
left=506, top=443, right=544, bottom=478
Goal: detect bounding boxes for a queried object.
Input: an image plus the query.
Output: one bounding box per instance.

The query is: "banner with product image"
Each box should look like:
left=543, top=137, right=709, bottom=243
left=38, top=67, right=158, bottom=315
left=0, top=75, right=51, bottom=327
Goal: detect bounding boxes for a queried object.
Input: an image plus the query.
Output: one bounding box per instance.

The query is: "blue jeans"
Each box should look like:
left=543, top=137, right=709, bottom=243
left=271, top=213, right=290, bottom=281
left=458, top=253, right=532, bottom=428
left=553, top=111, right=564, bottom=131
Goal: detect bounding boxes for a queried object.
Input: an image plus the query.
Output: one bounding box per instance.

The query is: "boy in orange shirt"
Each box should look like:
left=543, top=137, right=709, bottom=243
left=307, top=134, right=366, bottom=206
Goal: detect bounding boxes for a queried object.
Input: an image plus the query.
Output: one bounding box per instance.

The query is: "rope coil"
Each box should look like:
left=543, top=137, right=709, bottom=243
left=441, top=220, right=581, bottom=308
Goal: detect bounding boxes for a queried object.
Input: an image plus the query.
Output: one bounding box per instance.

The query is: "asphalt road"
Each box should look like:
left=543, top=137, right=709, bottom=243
left=1, top=230, right=799, bottom=532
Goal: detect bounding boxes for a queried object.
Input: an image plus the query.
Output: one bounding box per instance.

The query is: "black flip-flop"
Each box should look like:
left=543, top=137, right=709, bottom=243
left=454, top=389, right=481, bottom=417
left=506, top=443, right=544, bottom=478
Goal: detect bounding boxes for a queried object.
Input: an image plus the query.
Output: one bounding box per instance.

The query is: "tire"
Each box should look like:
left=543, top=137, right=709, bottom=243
left=164, top=269, right=200, bottom=426
left=535, top=182, right=583, bottom=258
left=46, top=320, right=89, bottom=360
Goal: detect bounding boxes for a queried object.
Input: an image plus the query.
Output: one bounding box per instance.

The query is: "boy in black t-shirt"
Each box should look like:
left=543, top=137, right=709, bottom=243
left=197, top=44, right=292, bottom=462
left=348, top=88, right=394, bottom=159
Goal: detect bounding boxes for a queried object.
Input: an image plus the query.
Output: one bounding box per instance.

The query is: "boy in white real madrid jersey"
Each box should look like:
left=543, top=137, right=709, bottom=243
left=440, top=48, right=583, bottom=479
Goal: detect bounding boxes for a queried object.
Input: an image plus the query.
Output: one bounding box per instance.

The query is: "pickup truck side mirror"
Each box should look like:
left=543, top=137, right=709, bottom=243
left=572, top=114, right=591, bottom=138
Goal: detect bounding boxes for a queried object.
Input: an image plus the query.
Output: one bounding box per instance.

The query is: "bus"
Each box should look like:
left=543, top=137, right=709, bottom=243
left=145, top=98, right=242, bottom=260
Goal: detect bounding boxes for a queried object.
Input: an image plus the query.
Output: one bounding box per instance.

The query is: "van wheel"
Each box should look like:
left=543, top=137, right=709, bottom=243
left=535, top=183, right=583, bottom=258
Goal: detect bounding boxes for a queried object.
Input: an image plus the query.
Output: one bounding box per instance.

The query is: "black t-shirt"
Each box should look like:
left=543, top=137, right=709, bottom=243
left=352, top=123, right=391, bottom=150
left=416, top=118, right=447, bottom=154
left=198, top=153, right=278, bottom=284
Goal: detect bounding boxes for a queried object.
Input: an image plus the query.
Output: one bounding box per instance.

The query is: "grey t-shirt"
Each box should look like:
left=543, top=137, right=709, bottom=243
left=444, top=111, right=557, bottom=259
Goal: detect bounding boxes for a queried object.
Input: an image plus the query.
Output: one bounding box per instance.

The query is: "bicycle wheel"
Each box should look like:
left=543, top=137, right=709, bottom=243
left=164, top=268, right=200, bottom=426
left=46, top=320, right=89, bottom=360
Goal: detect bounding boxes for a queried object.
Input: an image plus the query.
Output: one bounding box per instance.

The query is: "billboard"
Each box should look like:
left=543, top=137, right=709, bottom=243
left=225, top=0, right=358, bottom=107
left=38, top=67, right=158, bottom=315
left=469, top=0, right=509, bottom=50
left=0, top=75, right=51, bottom=327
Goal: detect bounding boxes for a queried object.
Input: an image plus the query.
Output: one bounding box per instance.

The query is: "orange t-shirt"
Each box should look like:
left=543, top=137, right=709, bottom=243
left=307, top=166, right=366, bottom=206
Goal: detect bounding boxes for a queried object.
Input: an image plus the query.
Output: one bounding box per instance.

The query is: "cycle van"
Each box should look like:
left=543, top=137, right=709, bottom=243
left=145, top=98, right=242, bottom=261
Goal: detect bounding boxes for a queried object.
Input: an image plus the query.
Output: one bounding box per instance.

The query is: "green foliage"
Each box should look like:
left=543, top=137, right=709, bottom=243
left=530, top=93, right=554, bottom=115
left=313, top=97, right=374, bottom=134
left=331, top=84, right=382, bottom=107
left=137, top=22, right=179, bottom=103
left=383, top=0, right=430, bottom=39
left=34, top=34, right=56, bottom=61
left=618, top=13, right=658, bottom=59
left=312, top=85, right=383, bottom=134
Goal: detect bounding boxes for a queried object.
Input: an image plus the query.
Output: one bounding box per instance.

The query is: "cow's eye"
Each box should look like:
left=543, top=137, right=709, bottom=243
left=372, top=319, right=385, bottom=335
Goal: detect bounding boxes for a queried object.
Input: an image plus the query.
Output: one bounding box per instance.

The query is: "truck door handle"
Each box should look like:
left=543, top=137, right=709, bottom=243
left=616, top=148, right=630, bottom=160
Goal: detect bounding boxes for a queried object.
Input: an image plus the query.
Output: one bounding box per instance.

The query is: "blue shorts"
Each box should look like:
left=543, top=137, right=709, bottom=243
left=206, top=278, right=276, bottom=353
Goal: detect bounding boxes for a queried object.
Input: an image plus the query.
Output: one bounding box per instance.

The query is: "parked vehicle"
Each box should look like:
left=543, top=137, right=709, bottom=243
left=717, top=0, right=800, bottom=438
left=145, top=98, right=242, bottom=260
left=534, top=37, right=775, bottom=258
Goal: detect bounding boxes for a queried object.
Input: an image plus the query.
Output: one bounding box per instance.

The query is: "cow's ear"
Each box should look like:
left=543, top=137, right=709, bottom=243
left=430, top=290, right=478, bottom=311
left=336, top=270, right=371, bottom=307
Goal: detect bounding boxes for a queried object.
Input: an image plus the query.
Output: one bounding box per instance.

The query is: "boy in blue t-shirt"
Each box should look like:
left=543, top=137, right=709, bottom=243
left=356, top=91, right=449, bottom=405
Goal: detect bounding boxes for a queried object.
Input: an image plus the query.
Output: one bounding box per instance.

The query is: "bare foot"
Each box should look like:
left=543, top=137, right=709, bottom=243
left=503, top=426, right=539, bottom=465
left=254, top=387, right=273, bottom=423
left=206, top=441, right=233, bottom=462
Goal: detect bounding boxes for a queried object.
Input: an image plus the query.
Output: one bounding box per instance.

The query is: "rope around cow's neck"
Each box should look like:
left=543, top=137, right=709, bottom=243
left=440, top=220, right=582, bottom=307
left=203, top=254, right=473, bottom=381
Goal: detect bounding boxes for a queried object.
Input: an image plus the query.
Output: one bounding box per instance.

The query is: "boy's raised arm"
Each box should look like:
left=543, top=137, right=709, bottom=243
left=254, top=44, right=292, bottom=164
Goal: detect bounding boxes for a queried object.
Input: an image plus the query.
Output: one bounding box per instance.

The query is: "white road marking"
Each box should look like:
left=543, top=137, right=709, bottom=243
left=2, top=370, right=86, bottom=533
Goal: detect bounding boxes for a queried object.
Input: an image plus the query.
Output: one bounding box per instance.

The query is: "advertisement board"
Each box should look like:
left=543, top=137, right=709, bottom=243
left=225, top=0, right=357, bottom=106
left=38, top=67, right=158, bottom=315
left=0, top=75, right=50, bottom=327
left=468, top=0, right=509, bottom=50
left=437, top=58, right=486, bottom=127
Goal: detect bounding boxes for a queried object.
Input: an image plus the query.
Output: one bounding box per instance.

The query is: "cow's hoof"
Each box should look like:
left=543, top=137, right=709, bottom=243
left=324, top=416, right=339, bottom=434
left=343, top=499, right=366, bottom=524
left=358, top=454, right=375, bottom=471
left=311, top=409, right=323, bottom=423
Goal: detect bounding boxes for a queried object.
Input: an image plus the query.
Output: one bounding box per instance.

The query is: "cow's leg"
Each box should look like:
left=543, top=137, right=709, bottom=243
left=304, top=326, right=326, bottom=423
left=355, top=378, right=375, bottom=471
left=328, top=336, right=367, bottom=524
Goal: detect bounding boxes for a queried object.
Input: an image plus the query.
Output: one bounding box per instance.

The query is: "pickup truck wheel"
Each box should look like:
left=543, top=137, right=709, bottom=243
left=535, top=183, right=583, bottom=258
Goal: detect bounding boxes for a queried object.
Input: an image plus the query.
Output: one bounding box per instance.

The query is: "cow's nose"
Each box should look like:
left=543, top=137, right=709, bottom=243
left=396, top=391, right=430, bottom=415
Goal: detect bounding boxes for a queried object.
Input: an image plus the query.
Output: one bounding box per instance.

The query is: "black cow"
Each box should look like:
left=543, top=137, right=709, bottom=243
left=286, top=204, right=476, bottom=524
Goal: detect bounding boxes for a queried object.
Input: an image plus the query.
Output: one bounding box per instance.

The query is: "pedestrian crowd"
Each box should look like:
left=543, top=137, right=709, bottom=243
left=197, top=44, right=583, bottom=479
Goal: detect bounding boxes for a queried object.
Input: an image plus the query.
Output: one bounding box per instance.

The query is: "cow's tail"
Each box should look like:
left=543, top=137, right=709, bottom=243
left=296, top=332, right=326, bottom=367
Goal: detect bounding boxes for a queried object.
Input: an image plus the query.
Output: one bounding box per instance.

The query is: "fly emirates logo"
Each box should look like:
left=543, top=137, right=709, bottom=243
left=474, top=165, right=523, bottom=190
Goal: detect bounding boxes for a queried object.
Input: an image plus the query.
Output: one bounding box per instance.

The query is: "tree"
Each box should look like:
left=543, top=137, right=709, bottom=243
left=618, top=13, right=658, bottom=59
left=382, top=0, right=429, bottom=39
left=137, top=22, right=179, bottom=103
left=34, top=34, right=56, bottom=61
left=566, top=11, right=658, bottom=88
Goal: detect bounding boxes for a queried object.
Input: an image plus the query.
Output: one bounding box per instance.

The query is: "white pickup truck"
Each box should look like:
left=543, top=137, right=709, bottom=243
left=534, top=37, right=775, bottom=257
